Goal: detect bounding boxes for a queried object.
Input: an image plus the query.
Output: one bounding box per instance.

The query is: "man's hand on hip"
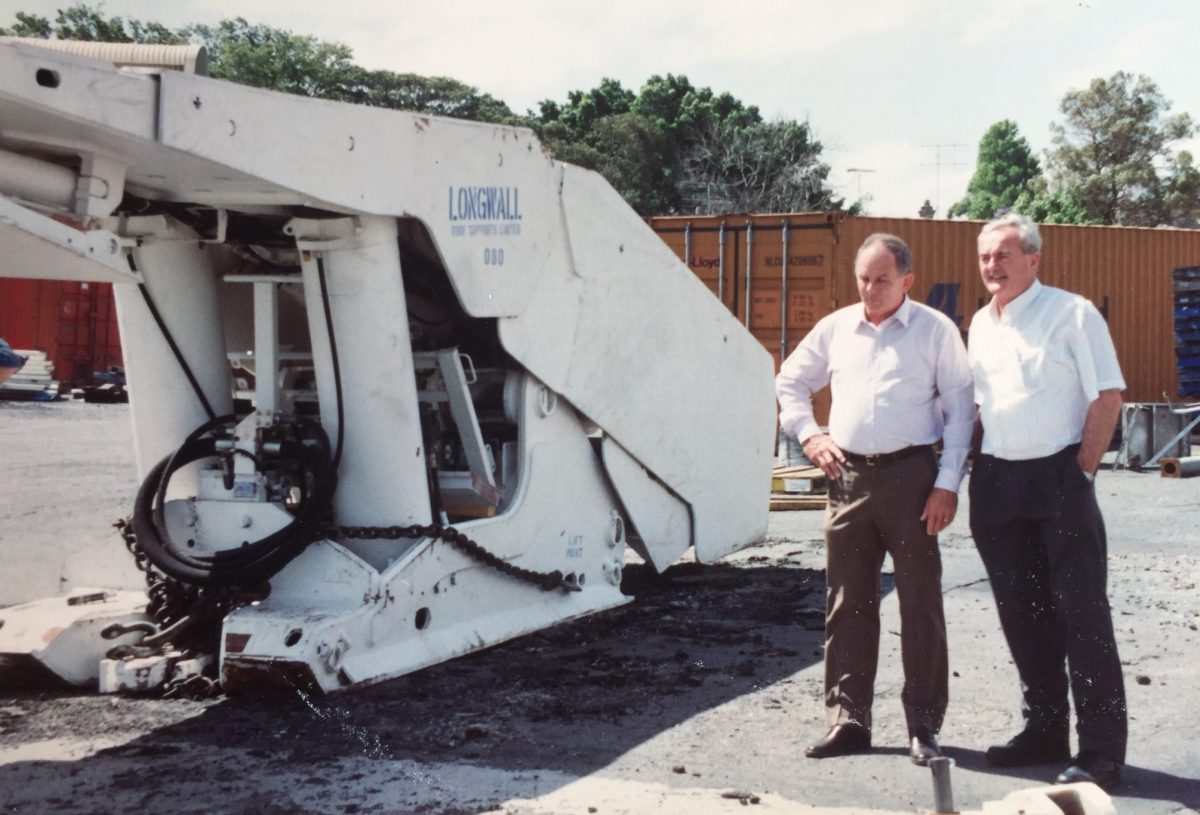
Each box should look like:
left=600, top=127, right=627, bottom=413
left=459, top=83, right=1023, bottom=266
left=802, top=433, right=846, bottom=480
left=920, top=488, right=958, bottom=535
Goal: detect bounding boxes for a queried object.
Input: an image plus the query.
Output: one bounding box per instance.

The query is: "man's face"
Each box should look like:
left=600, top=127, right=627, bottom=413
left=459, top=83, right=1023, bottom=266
left=978, top=226, right=1039, bottom=308
left=855, top=243, right=913, bottom=323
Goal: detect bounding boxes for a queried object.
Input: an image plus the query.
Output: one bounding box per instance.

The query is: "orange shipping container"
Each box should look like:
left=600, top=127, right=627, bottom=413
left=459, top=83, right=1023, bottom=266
left=648, top=213, right=1200, bottom=407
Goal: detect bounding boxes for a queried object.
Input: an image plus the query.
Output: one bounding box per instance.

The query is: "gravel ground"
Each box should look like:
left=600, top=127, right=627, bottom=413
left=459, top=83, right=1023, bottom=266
left=1, top=400, right=1198, bottom=814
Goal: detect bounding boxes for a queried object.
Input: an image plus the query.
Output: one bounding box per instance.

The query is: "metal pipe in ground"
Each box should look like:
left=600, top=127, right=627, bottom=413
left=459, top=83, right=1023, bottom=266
left=928, top=756, right=957, bottom=814
left=1160, top=456, right=1200, bottom=477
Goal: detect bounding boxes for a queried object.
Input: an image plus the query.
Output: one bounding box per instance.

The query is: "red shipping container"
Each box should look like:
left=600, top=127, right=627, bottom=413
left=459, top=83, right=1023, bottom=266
left=0, top=278, right=124, bottom=390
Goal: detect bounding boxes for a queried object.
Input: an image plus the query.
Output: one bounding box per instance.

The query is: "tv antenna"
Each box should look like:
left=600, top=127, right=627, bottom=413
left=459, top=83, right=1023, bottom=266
left=846, top=167, right=875, bottom=202
left=919, top=144, right=965, bottom=215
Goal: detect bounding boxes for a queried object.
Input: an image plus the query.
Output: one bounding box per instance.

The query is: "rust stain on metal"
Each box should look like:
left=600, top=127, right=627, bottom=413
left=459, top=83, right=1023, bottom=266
left=224, top=632, right=251, bottom=653
left=222, top=659, right=318, bottom=695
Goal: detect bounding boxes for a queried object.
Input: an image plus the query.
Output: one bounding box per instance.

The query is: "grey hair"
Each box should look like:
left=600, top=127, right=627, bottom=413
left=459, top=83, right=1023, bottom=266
left=980, top=212, right=1042, bottom=253
left=856, top=233, right=912, bottom=275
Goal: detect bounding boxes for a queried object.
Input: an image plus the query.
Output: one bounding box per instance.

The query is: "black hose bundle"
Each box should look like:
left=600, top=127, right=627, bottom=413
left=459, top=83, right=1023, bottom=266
left=130, top=413, right=336, bottom=587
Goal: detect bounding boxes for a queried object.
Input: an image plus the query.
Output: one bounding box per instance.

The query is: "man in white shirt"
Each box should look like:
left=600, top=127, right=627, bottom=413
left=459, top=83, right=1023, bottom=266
left=968, top=213, right=1127, bottom=791
left=776, top=234, right=974, bottom=765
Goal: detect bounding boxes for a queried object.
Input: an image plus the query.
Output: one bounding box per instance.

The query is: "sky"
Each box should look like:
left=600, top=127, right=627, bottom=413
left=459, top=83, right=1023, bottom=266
left=2, top=0, right=1199, bottom=219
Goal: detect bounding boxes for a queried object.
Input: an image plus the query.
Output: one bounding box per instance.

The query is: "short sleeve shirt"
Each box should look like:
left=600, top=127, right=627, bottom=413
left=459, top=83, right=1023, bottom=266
left=969, top=281, right=1125, bottom=460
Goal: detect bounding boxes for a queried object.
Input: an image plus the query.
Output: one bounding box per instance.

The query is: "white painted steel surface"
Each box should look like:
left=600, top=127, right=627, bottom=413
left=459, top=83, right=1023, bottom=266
left=500, top=165, right=776, bottom=561
left=222, top=375, right=630, bottom=692
left=114, top=229, right=234, bottom=479
left=0, top=41, right=775, bottom=692
left=292, top=215, right=433, bottom=570
left=0, top=590, right=151, bottom=687
left=0, top=194, right=134, bottom=283
left=600, top=437, right=691, bottom=572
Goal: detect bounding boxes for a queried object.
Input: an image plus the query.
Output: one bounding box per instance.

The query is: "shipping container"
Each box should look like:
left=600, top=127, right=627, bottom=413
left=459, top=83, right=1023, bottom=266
left=4, top=215, right=1195, bottom=405
left=648, top=213, right=1200, bottom=407
left=0, top=278, right=123, bottom=391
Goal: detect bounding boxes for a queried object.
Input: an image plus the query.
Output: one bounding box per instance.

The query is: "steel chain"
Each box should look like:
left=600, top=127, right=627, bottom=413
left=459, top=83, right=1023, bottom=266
left=163, top=672, right=221, bottom=700
left=113, top=518, right=233, bottom=699
left=324, top=523, right=573, bottom=592
left=108, top=512, right=573, bottom=699
left=116, top=517, right=186, bottom=627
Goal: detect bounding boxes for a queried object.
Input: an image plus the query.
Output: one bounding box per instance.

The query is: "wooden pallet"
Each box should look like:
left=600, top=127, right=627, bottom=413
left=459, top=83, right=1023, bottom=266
left=771, top=464, right=826, bottom=495
left=769, top=493, right=827, bottom=511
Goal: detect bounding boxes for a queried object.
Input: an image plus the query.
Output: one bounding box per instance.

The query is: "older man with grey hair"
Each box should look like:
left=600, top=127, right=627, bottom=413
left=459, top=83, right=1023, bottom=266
left=776, top=233, right=974, bottom=766
left=969, top=212, right=1127, bottom=791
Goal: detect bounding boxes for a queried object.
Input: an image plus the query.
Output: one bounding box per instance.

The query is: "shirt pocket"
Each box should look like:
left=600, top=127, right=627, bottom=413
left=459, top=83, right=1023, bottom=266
left=1016, top=347, right=1046, bottom=392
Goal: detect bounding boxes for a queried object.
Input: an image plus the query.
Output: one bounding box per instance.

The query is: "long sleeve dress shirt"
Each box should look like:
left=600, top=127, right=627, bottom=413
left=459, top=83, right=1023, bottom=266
left=776, top=297, right=975, bottom=492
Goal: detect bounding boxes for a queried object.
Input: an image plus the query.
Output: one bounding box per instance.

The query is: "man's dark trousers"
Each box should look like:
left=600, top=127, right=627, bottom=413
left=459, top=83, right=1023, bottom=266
left=969, top=445, right=1127, bottom=762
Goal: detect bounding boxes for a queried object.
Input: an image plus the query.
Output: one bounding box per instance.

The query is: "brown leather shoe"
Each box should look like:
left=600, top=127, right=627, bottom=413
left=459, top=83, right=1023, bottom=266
left=805, top=724, right=871, bottom=758
left=910, top=728, right=941, bottom=766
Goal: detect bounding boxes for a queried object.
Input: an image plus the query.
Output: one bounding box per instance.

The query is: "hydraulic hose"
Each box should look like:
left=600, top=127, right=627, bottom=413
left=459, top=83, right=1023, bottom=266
left=130, top=414, right=336, bottom=587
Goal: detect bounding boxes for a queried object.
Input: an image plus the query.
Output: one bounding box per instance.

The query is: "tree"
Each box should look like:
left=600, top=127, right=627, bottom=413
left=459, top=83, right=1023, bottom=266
left=352, top=71, right=516, bottom=123
left=6, top=5, right=844, bottom=215
left=586, top=113, right=674, bottom=214
left=1012, top=178, right=1099, bottom=225
left=539, top=77, right=635, bottom=138
left=633, top=73, right=760, bottom=138
left=949, top=120, right=1041, bottom=219
left=1, top=4, right=517, bottom=124
left=0, top=11, right=51, bottom=38
left=1164, top=151, right=1200, bottom=228
left=0, top=3, right=182, bottom=43
left=184, top=18, right=360, bottom=100
left=534, top=73, right=841, bottom=215
left=678, top=117, right=840, bottom=213
left=1045, top=71, right=1194, bottom=226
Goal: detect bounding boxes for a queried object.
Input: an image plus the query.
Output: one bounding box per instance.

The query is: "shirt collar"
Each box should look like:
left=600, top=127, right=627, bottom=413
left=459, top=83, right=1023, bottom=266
left=859, top=295, right=913, bottom=328
left=989, top=279, right=1042, bottom=321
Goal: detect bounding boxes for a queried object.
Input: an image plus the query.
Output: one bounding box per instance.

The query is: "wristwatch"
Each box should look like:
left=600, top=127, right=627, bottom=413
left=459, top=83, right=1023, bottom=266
left=1082, top=470, right=1095, bottom=483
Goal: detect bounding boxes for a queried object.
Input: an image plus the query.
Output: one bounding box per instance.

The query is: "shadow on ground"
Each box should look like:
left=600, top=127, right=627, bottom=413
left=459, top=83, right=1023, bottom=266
left=939, top=747, right=1200, bottom=811
left=1, top=560, right=831, bottom=814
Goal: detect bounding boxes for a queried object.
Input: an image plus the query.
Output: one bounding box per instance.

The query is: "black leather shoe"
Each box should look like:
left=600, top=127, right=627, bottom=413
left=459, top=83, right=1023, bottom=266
left=985, top=728, right=1071, bottom=767
left=805, top=724, right=871, bottom=758
left=1055, top=751, right=1122, bottom=791
left=910, top=728, right=941, bottom=766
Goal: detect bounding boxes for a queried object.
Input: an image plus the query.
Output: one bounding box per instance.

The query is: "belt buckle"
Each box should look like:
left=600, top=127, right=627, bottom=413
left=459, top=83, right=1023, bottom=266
left=863, top=453, right=883, bottom=466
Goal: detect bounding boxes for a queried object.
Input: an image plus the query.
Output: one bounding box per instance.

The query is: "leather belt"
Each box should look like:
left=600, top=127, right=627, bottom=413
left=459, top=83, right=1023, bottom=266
left=842, top=444, right=933, bottom=466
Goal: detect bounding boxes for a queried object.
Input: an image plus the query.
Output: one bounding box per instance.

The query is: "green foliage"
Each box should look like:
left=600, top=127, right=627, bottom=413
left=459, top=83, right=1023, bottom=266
left=949, top=120, right=1041, bottom=220
left=1, top=3, right=515, bottom=123
left=1164, top=151, right=1200, bottom=228
left=3, top=4, right=841, bottom=214
left=184, top=18, right=359, bottom=99
left=633, top=73, right=760, bottom=136
left=679, top=117, right=838, bottom=214
left=1046, top=71, right=1194, bottom=226
left=0, top=3, right=183, bottom=43
left=354, top=71, right=517, bottom=123
left=539, top=77, right=635, bottom=138
left=1012, top=178, right=1100, bottom=225
left=586, top=112, right=675, bottom=214
left=535, top=73, right=840, bottom=215
left=1, top=12, right=53, bottom=38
